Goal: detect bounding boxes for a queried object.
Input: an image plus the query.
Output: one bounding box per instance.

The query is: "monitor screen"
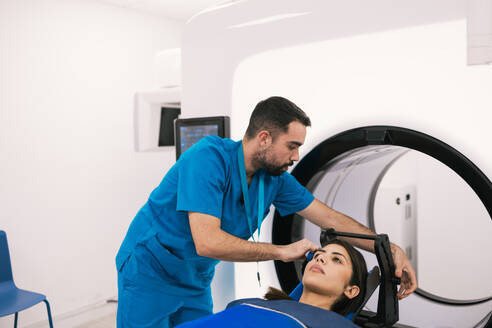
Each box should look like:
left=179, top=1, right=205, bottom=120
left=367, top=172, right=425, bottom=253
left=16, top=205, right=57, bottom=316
left=175, top=116, right=230, bottom=160
left=158, top=107, right=181, bottom=147
left=179, top=124, right=219, bottom=153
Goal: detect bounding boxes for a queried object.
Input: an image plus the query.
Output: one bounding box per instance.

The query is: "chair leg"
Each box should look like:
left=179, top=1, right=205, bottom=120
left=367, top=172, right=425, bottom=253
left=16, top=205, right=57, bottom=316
left=14, top=312, right=18, bottom=328
left=43, top=300, right=54, bottom=328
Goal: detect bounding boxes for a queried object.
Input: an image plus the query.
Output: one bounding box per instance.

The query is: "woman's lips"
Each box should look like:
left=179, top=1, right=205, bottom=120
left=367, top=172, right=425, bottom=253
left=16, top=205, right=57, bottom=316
left=310, top=264, right=325, bottom=274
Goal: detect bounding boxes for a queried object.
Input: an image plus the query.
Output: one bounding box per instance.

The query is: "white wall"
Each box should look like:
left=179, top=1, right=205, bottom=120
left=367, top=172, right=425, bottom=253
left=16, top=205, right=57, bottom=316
left=0, top=0, right=183, bottom=326
left=229, top=20, right=492, bottom=327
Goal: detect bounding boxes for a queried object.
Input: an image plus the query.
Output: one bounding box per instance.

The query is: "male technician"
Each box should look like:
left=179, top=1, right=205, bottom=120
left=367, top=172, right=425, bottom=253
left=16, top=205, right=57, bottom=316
left=116, top=96, right=417, bottom=328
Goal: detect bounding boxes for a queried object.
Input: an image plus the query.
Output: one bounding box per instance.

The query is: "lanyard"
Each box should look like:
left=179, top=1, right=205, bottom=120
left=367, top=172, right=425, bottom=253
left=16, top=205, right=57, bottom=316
left=237, top=143, right=264, bottom=242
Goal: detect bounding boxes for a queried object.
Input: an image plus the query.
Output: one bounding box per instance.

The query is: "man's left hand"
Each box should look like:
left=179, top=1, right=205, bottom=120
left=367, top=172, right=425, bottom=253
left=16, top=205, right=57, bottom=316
left=390, top=243, right=418, bottom=299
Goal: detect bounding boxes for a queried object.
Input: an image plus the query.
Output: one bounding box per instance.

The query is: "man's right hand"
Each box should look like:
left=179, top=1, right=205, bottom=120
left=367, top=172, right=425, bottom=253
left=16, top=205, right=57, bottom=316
left=278, top=238, right=319, bottom=262
left=190, top=211, right=319, bottom=263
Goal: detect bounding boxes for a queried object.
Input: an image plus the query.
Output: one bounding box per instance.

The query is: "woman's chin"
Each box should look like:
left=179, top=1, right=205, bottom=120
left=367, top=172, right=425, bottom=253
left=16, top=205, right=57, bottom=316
left=302, top=276, right=341, bottom=298
left=302, top=278, right=327, bottom=295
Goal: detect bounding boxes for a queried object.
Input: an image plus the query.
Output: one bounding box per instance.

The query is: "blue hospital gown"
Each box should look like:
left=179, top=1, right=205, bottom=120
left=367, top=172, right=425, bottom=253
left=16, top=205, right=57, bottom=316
left=176, top=298, right=360, bottom=328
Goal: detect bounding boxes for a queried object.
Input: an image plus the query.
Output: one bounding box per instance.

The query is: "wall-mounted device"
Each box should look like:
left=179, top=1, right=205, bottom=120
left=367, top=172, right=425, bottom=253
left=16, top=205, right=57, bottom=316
left=134, top=48, right=182, bottom=152
left=134, top=89, right=180, bottom=152
left=175, top=116, right=230, bottom=160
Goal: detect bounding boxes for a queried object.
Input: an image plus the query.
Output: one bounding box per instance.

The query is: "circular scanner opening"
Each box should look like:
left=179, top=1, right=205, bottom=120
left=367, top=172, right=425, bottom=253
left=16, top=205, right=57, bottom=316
left=273, top=126, right=492, bottom=305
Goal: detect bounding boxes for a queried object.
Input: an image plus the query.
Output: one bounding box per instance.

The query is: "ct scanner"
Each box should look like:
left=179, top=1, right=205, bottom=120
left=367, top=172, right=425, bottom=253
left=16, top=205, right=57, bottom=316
left=154, top=0, right=492, bottom=327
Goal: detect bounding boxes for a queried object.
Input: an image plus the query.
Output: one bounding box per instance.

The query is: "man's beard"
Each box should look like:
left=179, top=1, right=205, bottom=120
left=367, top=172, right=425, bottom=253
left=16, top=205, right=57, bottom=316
left=253, top=149, right=293, bottom=176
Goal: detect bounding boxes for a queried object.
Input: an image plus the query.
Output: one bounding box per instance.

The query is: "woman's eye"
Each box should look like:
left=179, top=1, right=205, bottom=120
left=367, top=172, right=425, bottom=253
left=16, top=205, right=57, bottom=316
left=333, top=257, right=342, bottom=263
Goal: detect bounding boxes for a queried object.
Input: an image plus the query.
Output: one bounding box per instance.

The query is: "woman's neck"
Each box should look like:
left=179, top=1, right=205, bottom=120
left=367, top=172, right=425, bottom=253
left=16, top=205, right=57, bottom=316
left=298, top=290, right=337, bottom=311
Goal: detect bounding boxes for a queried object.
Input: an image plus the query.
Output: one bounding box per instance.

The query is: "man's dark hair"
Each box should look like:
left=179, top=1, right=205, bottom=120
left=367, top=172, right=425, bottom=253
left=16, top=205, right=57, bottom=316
left=245, top=96, right=311, bottom=139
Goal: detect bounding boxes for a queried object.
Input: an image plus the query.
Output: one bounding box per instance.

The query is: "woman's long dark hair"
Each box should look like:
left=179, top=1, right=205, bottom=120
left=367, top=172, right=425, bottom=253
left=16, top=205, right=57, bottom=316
left=264, top=236, right=368, bottom=317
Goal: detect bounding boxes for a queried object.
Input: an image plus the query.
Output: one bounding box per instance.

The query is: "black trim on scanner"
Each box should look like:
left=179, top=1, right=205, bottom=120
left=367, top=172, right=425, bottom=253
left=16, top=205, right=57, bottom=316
left=273, top=126, right=492, bottom=305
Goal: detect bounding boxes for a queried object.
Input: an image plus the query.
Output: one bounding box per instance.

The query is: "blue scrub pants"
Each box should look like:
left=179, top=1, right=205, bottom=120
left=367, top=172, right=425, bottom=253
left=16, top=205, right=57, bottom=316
left=117, top=246, right=213, bottom=328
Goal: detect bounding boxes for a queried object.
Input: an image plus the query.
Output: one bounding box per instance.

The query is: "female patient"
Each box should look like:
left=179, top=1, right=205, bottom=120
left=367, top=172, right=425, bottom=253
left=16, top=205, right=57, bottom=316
left=177, top=238, right=368, bottom=328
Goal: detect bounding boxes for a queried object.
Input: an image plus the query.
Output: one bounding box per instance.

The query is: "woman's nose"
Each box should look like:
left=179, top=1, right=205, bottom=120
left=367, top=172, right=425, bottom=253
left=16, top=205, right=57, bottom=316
left=316, top=256, right=325, bottom=264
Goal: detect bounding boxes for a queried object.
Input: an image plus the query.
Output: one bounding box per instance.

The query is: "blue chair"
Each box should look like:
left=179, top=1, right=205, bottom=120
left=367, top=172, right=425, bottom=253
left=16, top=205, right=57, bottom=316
left=0, top=231, right=53, bottom=327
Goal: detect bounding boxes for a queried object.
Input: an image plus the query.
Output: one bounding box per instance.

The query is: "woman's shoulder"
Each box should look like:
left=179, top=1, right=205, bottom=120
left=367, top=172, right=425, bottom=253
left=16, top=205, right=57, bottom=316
left=226, top=297, right=268, bottom=309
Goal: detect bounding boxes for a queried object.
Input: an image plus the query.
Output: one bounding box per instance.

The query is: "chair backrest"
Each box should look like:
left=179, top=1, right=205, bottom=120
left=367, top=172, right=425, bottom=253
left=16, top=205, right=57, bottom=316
left=0, top=231, right=14, bottom=284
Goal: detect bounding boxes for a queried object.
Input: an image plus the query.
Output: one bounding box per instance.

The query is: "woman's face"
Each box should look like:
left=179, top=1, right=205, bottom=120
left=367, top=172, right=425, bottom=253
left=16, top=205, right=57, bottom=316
left=302, top=243, right=357, bottom=299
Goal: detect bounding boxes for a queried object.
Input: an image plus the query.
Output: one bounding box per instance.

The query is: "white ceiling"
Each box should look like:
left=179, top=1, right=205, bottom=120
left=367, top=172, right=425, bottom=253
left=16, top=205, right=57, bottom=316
left=96, top=0, right=234, bottom=21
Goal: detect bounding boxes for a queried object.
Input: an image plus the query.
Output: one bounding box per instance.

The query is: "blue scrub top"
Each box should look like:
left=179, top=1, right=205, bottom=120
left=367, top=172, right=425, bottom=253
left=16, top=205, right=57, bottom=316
left=116, top=136, right=314, bottom=296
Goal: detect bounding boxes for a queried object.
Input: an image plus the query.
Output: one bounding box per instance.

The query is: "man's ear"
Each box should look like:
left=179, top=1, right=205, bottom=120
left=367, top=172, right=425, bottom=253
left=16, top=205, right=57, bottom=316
left=257, top=130, right=271, bottom=148
left=343, top=285, right=360, bottom=300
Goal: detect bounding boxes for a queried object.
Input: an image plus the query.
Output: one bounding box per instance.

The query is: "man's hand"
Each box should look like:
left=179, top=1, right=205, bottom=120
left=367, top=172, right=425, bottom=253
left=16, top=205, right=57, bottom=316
left=278, top=238, right=319, bottom=262
left=189, top=212, right=318, bottom=262
left=391, top=243, right=418, bottom=299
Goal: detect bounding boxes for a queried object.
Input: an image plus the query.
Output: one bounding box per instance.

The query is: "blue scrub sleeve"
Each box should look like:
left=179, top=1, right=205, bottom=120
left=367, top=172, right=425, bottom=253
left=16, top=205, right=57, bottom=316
left=273, top=173, right=314, bottom=217
left=176, top=143, right=226, bottom=219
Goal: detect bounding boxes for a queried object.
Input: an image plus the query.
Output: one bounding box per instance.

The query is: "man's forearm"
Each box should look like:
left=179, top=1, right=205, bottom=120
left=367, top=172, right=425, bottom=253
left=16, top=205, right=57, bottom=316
left=190, top=211, right=322, bottom=262
left=299, top=199, right=376, bottom=252
left=321, top=207, right=376, bottom=252
left=196, top=228, right=284, bottom=262
left=189, top=212, right=287, bottom=262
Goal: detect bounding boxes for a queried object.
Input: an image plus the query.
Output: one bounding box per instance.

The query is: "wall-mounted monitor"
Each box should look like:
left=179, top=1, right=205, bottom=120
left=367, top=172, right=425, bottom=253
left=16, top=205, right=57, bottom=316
left=175, top=116, right=230, bottom=160
left=158, top=106, right=181, bottom=146
left=133, top=89, right=180, bottom=152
